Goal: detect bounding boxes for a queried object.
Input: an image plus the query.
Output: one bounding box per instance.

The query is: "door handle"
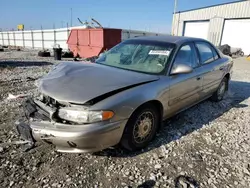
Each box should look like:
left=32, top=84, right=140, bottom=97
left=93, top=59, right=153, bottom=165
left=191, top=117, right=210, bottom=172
left=219, top=67, right=224, bottom=71
left=196, top=77, right=201, bottom=80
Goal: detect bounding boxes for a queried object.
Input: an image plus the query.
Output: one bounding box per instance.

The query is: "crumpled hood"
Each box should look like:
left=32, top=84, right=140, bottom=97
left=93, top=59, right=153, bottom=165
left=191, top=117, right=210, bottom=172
left=38, top=61, right=159, bottom=104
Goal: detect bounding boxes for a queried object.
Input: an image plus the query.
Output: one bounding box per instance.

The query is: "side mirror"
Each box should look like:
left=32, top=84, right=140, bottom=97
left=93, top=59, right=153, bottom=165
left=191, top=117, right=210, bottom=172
left=171, top=63, right=193, bottom=75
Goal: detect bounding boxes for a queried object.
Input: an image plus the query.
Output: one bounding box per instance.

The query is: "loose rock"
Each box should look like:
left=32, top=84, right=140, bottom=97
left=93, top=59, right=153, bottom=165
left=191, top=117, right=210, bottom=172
left=154, top=164, right=162, bottom=169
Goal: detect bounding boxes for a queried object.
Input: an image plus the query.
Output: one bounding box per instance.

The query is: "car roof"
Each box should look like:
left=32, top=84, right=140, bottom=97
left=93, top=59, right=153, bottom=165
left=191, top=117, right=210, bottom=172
left=127, top=35, right=207, bottom=45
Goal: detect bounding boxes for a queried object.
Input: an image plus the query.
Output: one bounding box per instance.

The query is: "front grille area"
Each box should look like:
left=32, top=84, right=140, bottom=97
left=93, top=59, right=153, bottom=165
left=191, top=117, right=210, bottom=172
left=34, top=104, right=51, bottom=121
left=24, top=94, right=77, bottom=124
left=23, top=98, right=51, bottom=121
left=43, top=95, right=58, bottom=107
left=40, top=94, right=66, bottom=108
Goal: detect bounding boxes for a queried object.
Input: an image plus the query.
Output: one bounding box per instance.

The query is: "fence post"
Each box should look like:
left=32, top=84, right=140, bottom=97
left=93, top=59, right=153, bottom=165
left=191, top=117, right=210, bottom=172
left=67, top=23, right=70, bottom=38
left=7, top=31, right=10, bottom=46
left=13, top=32, right=16, bottom=47
left=53, top=25, right=56, bottom=47
left=41, top=26, right=44, bottom=50
left=0, top=29, right=4, bottom=45
left=22, top=30, right=25, bottom=48
left=31, top=29, right=34, bottom=49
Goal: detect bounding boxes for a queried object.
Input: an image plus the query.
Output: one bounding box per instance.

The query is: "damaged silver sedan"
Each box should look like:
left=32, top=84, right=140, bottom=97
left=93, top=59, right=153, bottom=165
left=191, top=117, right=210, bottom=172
left=16, top=36, right=233, bottom=153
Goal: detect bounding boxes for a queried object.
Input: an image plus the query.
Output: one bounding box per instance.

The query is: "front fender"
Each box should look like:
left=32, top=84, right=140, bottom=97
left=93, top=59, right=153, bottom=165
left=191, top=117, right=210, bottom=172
left=89, top=78, right=170, bottom=122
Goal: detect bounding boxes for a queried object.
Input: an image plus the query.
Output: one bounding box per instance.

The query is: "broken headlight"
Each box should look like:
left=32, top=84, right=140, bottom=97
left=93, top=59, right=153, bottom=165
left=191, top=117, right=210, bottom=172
left=58, top=108, right=114, bottom=124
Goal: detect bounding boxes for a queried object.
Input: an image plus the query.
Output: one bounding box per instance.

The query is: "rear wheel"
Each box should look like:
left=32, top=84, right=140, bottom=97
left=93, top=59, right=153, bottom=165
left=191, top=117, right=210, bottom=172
left=211, top=77, right=228, bottom=102
left=120, top=104, right=160, bottom=151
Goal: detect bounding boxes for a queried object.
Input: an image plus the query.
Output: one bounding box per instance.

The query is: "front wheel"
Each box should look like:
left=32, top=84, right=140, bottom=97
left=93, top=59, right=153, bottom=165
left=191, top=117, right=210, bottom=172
left=211, top=77, right=228, bottom=102
left=120, top=104, right=160, bottom=151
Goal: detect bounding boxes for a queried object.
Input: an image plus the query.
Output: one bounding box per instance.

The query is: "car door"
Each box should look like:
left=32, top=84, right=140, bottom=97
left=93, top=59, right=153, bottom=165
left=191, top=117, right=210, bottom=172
left=167, top=43, right=203, bottom=117
left=195, top=42, right=225, bottom=96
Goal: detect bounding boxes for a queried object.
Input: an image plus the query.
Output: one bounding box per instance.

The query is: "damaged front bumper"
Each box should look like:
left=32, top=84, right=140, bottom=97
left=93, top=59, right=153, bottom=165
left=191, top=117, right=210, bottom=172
left=16, top=98, right=127, bottom=153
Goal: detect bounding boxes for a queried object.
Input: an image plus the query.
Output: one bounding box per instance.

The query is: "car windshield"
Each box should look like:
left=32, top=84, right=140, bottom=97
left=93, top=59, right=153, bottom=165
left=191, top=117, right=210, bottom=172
left=95, top=40, right=175, bottom=74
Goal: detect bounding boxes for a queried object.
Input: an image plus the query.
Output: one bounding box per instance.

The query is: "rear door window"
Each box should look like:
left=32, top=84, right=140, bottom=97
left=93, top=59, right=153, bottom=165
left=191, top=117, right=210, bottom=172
left=211, top=46, right=219, bottom=60
left=195, top=42, right=218, bottom=64
left=173, top=43, right=199, bottom=69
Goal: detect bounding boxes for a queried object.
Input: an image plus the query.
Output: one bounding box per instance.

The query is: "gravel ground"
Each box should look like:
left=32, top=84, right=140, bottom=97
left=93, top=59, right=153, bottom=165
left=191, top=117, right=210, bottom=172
left=0, top=50, right=250, bottom=188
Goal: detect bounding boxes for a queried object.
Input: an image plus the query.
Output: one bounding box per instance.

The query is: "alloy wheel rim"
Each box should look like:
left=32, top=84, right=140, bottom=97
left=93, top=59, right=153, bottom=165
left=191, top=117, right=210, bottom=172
left=133, top=111, right=154, bottom=144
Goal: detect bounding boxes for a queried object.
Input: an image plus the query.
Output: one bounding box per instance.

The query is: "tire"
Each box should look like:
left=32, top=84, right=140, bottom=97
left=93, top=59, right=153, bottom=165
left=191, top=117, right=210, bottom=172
left=0, top=48, right=3, bottom=52
left=219, top=44, right=231, bottom=55
left=62, top=51, right=74, bottom=58
left=120, top=104, right=160, bottom=151
left=240, top=51, right=244, bottom=57
left=211, top=77, right=228, bottom=102
left=38, top=51, right=51, bottom=57
left=222, top=49, right=230, bottom=55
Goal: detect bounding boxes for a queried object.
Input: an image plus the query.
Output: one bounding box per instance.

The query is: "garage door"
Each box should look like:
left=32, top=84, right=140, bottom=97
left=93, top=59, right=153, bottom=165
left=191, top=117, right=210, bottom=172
left=183, top=21, right=209, bottom=40
left=221, top=19, right=250, bottom=55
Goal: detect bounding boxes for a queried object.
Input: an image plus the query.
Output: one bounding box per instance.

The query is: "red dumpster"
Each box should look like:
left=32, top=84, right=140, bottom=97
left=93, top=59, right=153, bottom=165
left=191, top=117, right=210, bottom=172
left=67, top=28, right=122, bottom=58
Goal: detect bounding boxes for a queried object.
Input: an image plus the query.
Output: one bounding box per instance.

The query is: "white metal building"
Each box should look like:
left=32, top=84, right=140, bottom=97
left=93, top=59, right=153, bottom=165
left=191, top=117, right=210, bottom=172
left=172, top=0, right=250, bottom=54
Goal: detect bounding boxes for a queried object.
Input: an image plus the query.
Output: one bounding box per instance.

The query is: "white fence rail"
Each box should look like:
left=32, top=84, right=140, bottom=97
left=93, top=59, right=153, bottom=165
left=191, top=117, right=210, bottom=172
left=0, top=26, right=165, bottom=50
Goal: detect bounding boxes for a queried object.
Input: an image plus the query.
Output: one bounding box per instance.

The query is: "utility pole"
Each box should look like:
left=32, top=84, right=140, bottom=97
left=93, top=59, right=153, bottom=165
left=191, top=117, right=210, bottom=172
left=172, top=0, right=178, bottom=35
left=70, top=8, right=73, bottom=27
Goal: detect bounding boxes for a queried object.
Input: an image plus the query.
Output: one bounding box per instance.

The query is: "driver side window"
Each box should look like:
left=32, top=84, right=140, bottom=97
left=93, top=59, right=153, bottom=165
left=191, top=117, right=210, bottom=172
left=173, top=44, right=198, bottom=69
